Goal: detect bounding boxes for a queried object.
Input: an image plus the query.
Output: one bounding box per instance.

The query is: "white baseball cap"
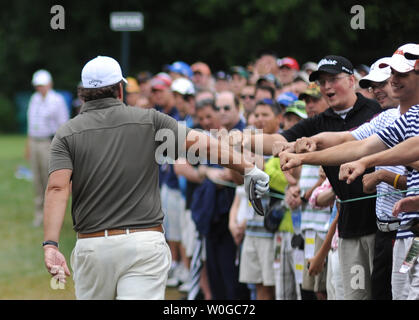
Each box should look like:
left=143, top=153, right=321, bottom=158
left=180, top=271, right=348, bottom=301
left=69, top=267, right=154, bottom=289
left=359, top=57, right=392, bottom=88
left=379, top=43, right=418, bottom=73
left=81, top=56, right=127, bottom=88
left=404, top=44, right=419, bottom=60
left=32, top=69, right=52, bottom=86
left=171, top=78, right=195, bottom=96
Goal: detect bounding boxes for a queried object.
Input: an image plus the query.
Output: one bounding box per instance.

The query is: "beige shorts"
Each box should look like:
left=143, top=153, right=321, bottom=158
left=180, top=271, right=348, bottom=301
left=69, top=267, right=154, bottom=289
left=70, top=230, right=171, bottom=300
left=180, top=209, right=198, bottom=258
left=239, top=235, right=275, bottom=286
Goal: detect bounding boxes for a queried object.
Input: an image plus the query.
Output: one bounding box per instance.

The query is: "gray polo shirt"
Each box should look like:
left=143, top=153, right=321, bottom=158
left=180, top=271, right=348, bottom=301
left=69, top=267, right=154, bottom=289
left=49, top=97, right=190, bottom=233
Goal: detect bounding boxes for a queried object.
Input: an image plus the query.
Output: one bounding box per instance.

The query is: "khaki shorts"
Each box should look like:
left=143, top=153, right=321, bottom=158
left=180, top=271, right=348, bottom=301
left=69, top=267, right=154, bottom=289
left=71, top=230, right=171, bottom=300
left=239, top=235, right=275, bottom=286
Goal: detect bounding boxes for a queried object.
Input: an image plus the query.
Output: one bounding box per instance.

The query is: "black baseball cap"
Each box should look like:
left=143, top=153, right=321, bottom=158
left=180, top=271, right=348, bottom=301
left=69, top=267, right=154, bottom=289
left=309, top=55, right=354, bottom=82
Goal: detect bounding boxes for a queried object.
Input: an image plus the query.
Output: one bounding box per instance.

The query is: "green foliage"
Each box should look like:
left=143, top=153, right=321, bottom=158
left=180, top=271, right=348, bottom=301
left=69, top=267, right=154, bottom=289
left=0, top=95, right=18, bottom=133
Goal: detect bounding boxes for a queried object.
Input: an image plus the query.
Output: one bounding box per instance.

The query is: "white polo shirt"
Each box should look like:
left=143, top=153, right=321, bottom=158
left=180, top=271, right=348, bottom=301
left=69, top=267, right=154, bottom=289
left=27, top=90, right=69, bottom=138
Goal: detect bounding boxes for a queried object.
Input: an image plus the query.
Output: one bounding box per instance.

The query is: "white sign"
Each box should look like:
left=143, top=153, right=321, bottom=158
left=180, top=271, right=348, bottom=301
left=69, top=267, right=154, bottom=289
left=110, top=12, right=144, bottom=31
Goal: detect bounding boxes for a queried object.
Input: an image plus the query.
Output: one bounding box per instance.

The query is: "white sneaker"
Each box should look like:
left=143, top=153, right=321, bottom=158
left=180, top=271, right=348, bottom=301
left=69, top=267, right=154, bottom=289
left=166, top=276, right=180, bottom=288
left=178, top=281, right=192, bottom=293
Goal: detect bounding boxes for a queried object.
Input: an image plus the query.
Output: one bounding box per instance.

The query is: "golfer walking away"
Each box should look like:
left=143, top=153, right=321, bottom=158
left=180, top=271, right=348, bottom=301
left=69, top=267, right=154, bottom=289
left=27, top=69, right=69, bottom=227
left=42, top=56, right=269, bottom=300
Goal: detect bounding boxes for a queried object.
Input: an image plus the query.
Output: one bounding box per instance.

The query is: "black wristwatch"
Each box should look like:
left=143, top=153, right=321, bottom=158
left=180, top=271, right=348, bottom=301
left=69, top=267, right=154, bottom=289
left=42, top=240, right=59, bottom=248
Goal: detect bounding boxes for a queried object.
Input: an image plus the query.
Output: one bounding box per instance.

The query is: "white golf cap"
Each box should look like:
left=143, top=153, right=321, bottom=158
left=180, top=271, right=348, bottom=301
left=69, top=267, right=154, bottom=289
left=81, top=56, right=127, bottom=88
left=32, top=69, right=52, bottom=86
left=379, top=43, right=418, bottom=73
left=171, top=78, right=195, bottom=96
left=359, top=57, right=392, bottom=89
left=404, top=44, right=419, bottom=60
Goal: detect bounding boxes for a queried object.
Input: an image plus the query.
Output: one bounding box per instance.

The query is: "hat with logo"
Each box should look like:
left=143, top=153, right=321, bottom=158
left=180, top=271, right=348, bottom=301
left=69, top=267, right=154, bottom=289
left=278, top=57, right=300, bottom=71
left=32, top=69, right=52, bottom=86
left=81, top=56, right=127, bottom=88
left=284, top=100, right=307, bottom=119
left=191, top=62, right=211, bottom=76
left=125, top=77, right=141, bottom=93
left=358, top=57, right=392, bottom=89
left=309, top=55, right=354, bottom=82
left=379, top=44, right=418, bottom=73
left=171, top=78, right=195, bottom=96
left=150, top=72, right=172, bottom=90
left=298, top=82, right=322, bottom=100
left=276, top=91, right=298, bottom=107
left=168, top=61, right=193, bottom=78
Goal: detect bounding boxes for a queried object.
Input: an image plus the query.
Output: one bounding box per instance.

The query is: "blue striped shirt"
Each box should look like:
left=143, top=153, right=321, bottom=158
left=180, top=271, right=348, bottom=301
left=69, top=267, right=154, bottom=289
left=376, top=104, right=419, bottom=238
left=351, top=107, right=406, bottom=223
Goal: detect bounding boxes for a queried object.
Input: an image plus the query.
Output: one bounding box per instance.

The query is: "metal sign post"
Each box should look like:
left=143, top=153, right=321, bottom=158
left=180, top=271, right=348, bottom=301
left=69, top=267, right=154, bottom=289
left=110, top=12, right=144, bottom=76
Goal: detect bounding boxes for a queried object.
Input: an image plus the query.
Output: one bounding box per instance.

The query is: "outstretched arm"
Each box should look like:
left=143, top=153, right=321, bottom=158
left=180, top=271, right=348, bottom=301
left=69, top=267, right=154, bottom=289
left=279, top=134, right=387, bottom=171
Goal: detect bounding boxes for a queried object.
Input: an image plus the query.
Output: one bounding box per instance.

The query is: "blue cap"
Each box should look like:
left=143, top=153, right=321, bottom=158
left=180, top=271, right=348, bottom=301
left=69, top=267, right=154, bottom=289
left=168, top=61, right=193, bottom=78
left=276, top=91, right=298, bottom=107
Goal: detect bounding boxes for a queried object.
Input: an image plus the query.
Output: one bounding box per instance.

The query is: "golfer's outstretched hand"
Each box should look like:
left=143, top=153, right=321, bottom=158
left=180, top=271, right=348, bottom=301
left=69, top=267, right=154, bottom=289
left=44, top=246, right=71, bottom=282
left=339, top=160, right=366, bottom=184
left=244, top=165, right=270, bottom=198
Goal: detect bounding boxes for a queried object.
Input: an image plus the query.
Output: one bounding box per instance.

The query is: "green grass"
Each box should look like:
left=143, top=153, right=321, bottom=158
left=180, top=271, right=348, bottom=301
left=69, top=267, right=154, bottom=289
left=0, top=134, right=182, bottom=300
left=0, top=134, right=76, bottom=299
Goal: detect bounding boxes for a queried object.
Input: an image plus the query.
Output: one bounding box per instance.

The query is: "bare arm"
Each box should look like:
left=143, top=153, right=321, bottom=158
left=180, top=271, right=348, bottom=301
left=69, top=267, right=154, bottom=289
left=308, top=208, right=338, bottom=276
left=173, top=158, right=205, bottom=183
left=356, top=136, right=419, bottom=168
left=280, top=134, right=388, bottom=171
left=295, top=131, right=355, bottom=153
left=43, top=169, right=72, bottom=279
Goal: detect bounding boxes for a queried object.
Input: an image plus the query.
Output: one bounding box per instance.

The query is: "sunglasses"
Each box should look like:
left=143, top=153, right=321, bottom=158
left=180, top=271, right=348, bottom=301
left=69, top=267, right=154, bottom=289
left=241, top=95, right=255, bottom=100
left=215, top=105, right=231, bottom=111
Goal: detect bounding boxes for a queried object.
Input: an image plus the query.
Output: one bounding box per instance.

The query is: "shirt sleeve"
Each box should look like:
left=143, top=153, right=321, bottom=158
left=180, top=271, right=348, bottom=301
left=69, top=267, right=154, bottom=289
left=152, top=109, right=191, bottom=160
left=48, top=134, right=73, bottom=175
left=281, top=116, right=319, bottom=142
left=351, top=114, right=380, bottom=140
left=376, top=113, right=410, bottom=148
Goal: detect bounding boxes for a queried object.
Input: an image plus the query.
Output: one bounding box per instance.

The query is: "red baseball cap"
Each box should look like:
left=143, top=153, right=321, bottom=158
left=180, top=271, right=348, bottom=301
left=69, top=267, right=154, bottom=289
left=278, top=57, right=300, bottom=71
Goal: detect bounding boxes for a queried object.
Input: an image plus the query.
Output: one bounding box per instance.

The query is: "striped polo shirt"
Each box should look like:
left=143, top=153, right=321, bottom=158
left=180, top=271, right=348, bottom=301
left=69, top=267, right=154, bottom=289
left=351, top=106, right=406, bottom=223
left=376, top=104, right=419, bottom=239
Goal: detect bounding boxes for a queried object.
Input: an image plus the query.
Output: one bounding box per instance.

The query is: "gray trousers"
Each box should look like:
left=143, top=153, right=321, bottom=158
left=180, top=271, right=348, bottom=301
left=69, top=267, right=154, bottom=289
left=338, top=233, right=375, bottom=300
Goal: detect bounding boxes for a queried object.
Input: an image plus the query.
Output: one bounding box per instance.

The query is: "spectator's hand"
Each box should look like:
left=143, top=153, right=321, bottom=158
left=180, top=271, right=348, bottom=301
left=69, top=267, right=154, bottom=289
left=272, top=141, right=295, bottom=156
left=393, top=196, right=419, bottom=217
left=339, top=160, right=366, bottom=184
left=285, top=185, right=302, bottom=210
left=279, top=152, right=302, bottom=171
left=362, top=171, right=380, bottom=194
left=295, top=137, right=317, bottom=153
left=206, top=168, right=226, bottom=185
left=308, top=254, right=326, bottom=276
left=229, top=221, right=246, bottom=246
left=244, top=165, right=270, bottom=198
left=44, top=246, right=71, bottom=283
